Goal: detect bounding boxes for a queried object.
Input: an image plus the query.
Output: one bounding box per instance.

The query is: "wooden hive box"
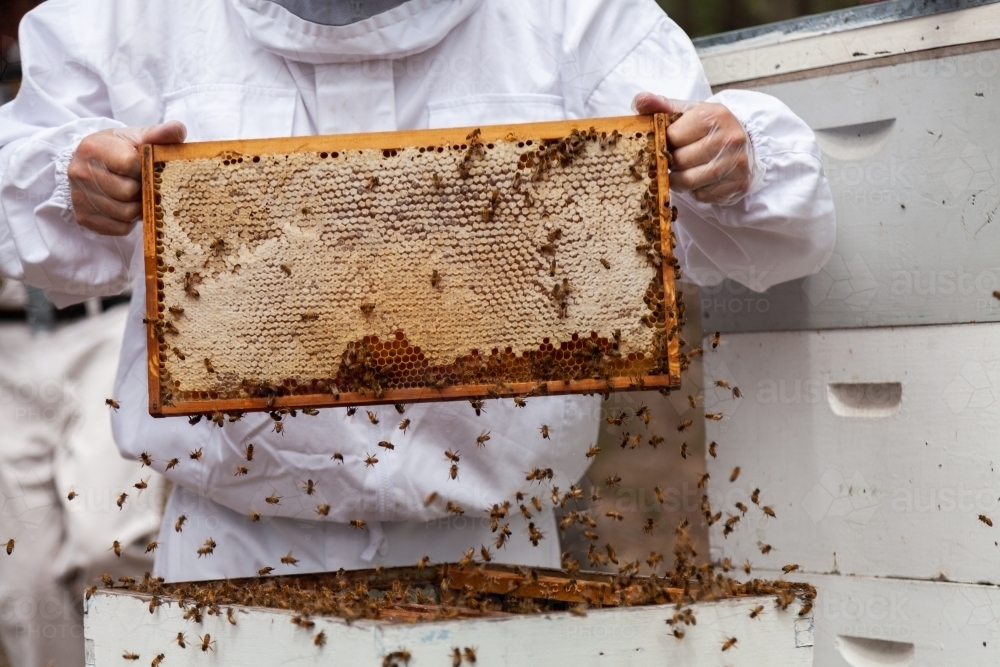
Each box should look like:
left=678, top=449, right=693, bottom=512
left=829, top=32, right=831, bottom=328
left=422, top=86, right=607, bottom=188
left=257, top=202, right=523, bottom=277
left=141, top=115, right=683, bottom=417
left=85, top=566, right=815, bottom=666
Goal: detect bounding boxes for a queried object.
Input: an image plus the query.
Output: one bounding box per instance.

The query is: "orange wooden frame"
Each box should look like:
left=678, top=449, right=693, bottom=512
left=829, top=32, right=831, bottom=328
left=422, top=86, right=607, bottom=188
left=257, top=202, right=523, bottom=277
left=142, top=115, right=681, bottom=417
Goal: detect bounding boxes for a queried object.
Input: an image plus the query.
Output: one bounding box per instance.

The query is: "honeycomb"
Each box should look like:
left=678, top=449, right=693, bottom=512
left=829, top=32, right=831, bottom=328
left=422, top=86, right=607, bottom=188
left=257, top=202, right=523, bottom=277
left=144, top=117, right=681, bottom=415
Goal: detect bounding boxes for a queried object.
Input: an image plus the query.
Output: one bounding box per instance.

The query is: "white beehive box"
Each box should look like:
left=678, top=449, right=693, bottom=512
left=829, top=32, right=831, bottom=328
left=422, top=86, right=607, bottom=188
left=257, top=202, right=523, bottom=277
left=84, top=587, right=814, bottom=667
left=694, top=0, right=1000, bottom=332
left=703, top=322, right=1000, bottom=583
left=747, top=570, right=1000, bottom=667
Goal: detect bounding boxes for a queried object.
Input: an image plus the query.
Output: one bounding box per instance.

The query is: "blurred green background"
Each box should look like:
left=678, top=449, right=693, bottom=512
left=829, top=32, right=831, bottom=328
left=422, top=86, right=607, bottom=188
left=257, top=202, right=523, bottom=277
left=656, top=0, right=860, bottom=37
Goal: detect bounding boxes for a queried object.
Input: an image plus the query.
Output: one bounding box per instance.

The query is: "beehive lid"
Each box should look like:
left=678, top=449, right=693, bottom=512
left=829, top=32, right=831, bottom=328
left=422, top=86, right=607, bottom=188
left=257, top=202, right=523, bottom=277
left=142, top=115, right=682, bottom=417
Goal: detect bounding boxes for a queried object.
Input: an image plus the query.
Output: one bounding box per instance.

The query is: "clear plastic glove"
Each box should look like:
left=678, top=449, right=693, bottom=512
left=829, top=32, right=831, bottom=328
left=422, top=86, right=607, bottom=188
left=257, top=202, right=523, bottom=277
left=633, top=93, right=760, bottom=206
left=67, top=122, right=187, bottom=236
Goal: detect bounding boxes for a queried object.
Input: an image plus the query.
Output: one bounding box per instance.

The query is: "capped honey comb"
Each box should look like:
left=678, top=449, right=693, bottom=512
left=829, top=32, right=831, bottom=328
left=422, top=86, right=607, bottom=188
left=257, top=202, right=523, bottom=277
left=142, top=115, right=681, bottom=416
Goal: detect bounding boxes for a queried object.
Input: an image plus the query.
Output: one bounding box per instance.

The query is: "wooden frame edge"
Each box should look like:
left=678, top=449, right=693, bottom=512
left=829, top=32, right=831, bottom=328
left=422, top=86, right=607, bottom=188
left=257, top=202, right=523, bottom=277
left=153, top=375, right=678, bottom=417
left=654, top=113, right=682, bottom=387
left=141, top=145, right=164, bottom=416
left=150, top=115, right=653, bottom=162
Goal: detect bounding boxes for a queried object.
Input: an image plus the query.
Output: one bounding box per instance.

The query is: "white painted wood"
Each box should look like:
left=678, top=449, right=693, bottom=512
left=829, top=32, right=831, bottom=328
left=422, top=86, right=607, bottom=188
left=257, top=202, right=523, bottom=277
left=84, top=588, right=812, bottom=667
left=747, top=570, right=1000, bottom=667
left=703, top=322, right=1000, bottom=583
left=698, top=2, right=1000, bottom=86
left=695, top=42, right=1000, bottom=332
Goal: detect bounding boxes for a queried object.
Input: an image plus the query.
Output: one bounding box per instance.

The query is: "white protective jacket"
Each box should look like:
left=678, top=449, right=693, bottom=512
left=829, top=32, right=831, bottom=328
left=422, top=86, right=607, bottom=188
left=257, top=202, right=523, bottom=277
left=0, top=0, right=835, bottom=581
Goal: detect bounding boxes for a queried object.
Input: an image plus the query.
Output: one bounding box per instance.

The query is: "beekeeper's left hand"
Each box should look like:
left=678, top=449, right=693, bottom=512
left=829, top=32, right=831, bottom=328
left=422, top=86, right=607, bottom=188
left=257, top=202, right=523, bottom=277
left=633, top=93, right=759, bottom=206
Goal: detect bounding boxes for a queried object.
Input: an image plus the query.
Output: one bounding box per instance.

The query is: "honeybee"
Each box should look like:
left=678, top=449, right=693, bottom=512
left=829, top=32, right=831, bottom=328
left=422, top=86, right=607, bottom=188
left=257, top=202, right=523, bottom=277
left=448, top=463, right=459, bottom=480
left=799, top=602, right=814, bottom=616
left=605, top=475, right=621, bottom=489
left=980, top=514, right=993, bottom=527
left=734, top=501, right=748, bottom=515
left=446, top=501, right=464, bottom=516
left=183, top=271, right=201, bottom=298
left=642, top=518, right=657, bottom=535
left=749, top=605, right=764, bottom=619
left=471, top=430, right=491, bottom=449
left=584, top=444, right=601, bottom=459
left=265, top=493, right=281, bottom=505
left=763, top=505, right=776, bottom=518
left=679, top=442, right=689, bottom=459
left=743, top=559, right=753, bottom=574
left=346, top=406, right=358, bottom=417
left=67, top=489, right=78, bottom=501
left=101, top=573, right=114, bottom=587
left=105, top=398, right=121, bottom=411
left=697, top=473, right=710, bottom=489
left=606, top=411, right=627, bottom=426
left=145, top=541, right=159, bottom=554
left=394, top=418, right=411, bottom=435
left=758, top=542, right=773, bottom=555
left=711, top=332, right=721, bottom=348
left=280, top=551, right=299, bottom=566
left=311, top=631, right=326, bottom=648
left=137, top=451, right=153, bottom=467
left=203, top=358, right=215, bottom=373
left=360, top=302, right=375, bottom=316
left=168, top=305, right=184, bottom=317
left=301, top=407, right=319, bottom=417
left=994, top=290, right=1000, bottom=301
left=730, top=467, right=741, bottom=482
left=539, top=424, right=550, bottom=439
left=197, top=633, right=216, bottom=654
left=110, top=540, right=122, bottom=557
left=188, top=415, right=201, bottom=426
left=171, top=346, right=186, bottom=360
left=677, top=419, right=692, bottom=432
left=123, top=652, right=139, bottom=661
left=722, top=637, right=737, bottom=652
left=189, top=448, right=202, bottom=461
left=600, top=258, right=611, bottom=269
left=165, top=458, right=179, bottom=471
left=82, top=585, right=96, bottom=600
left=331, top=453, right=344, bottom=464
left=250, top=511, right=261, bottom=522
left=367, top=410, right=379, bottom=425
left=3, top=539, right=14, bottom=556
left=634, top=404, right=651, bottom=425
left=751, top=488, right=761, bottom=505
left=424, top=492, right=438, bottom=507
left=605, top=511, right=624, bottom=522
left=708, top=441, right=717, bottom=458
left=151, top=654, right=165, bottom=666
left=116, top=493, right=128, bottom=510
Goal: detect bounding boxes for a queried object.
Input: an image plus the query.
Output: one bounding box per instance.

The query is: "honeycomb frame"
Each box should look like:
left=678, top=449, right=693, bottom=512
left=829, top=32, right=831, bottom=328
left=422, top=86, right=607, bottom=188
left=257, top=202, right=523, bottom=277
left=142, top=115, right=681, bottom=417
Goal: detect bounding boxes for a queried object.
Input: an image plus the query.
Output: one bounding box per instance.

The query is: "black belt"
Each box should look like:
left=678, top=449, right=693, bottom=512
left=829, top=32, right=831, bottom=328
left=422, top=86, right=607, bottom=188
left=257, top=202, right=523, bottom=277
left=0, top=295, right=131, bottom=323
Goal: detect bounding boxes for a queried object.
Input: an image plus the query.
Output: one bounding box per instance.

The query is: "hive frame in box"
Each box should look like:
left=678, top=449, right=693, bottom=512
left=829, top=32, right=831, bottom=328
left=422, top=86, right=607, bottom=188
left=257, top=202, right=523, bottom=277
left=142, top=114, right=680, bottom=417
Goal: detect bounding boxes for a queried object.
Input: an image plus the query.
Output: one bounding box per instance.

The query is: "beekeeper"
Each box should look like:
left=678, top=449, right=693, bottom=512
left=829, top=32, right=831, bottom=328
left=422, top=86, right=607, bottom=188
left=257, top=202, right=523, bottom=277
left=0, top=0, right=835, bottom=584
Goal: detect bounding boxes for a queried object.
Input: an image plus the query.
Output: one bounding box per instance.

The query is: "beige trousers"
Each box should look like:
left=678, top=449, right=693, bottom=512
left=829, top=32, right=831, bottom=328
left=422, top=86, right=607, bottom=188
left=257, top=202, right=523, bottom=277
left=0, top=305, right=167, bottom=667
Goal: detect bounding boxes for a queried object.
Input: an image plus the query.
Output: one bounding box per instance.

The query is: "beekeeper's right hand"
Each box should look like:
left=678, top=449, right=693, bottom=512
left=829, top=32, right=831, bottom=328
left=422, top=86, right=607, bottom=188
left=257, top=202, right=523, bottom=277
left=67, top=122, right=186, bottom=236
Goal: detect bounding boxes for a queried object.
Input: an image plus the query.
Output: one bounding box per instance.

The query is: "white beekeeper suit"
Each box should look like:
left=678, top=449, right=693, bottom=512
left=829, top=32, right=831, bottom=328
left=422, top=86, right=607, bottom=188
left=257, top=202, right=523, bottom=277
left=0, top=0, right=835, bottom=584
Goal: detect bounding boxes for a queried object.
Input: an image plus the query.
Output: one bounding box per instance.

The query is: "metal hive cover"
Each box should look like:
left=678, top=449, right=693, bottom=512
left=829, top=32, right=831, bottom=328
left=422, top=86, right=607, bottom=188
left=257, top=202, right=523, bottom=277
left=142, top=115, right=681, bottom=417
